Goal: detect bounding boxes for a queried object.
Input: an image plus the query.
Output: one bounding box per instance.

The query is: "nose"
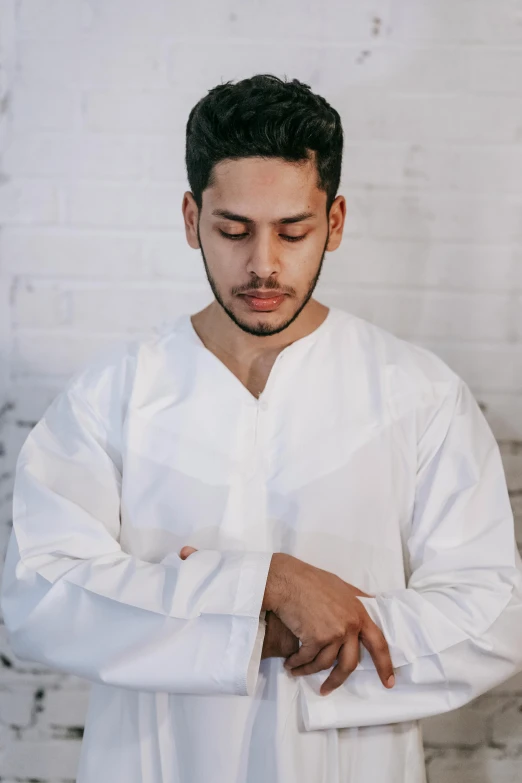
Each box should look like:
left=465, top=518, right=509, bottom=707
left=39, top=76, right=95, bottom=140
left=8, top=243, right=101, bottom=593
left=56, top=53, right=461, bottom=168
left=245, top=231, right=281, bottom=281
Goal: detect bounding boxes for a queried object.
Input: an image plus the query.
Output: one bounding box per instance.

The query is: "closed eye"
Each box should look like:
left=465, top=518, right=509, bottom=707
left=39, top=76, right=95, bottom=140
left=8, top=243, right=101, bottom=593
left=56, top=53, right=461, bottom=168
left=219, top=230, right=306, bottom=243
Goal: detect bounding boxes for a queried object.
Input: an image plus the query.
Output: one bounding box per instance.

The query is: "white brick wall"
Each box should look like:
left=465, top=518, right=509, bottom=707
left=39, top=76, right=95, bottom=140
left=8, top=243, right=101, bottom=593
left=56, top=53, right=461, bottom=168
left=0, top=1, right=521, bottom=780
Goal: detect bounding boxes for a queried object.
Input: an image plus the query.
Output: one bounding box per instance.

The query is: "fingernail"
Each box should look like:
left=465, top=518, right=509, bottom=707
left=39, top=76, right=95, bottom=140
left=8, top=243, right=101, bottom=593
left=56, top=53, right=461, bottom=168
left=320, top=688, right=331, bottom=696
left=387, top=674, right=395, bottom=688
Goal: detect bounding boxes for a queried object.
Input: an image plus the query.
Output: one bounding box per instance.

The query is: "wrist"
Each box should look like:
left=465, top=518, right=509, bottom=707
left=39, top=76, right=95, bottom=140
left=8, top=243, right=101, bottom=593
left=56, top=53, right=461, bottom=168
left=261, top=610, right=299, bottom=660
left=280, top=624, right=300, bottom=658
left=262, top=552, right=291, bottom=612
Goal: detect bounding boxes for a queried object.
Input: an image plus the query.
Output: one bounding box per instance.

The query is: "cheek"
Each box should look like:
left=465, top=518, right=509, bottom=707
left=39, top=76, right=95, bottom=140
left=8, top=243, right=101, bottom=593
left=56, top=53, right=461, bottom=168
left=298, top=245, right=326, bottom=279
left=202, top=248, right=235, bottom=281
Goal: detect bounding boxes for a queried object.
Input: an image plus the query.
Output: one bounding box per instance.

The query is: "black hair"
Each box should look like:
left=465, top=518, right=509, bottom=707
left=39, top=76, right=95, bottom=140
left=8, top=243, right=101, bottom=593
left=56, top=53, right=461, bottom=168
left=185, top=73, right=343, bottom=217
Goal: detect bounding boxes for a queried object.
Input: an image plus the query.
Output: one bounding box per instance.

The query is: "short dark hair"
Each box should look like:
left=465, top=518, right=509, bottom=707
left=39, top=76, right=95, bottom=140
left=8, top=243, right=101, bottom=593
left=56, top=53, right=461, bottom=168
left=185, top=73, right=343, bottom=216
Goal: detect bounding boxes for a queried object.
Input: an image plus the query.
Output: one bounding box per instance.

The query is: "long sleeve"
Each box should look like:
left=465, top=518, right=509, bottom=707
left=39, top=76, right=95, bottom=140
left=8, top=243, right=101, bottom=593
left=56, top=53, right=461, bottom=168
left=299, top=377, right=522, bottom=730
left=0, top=381, right=271, bottom=696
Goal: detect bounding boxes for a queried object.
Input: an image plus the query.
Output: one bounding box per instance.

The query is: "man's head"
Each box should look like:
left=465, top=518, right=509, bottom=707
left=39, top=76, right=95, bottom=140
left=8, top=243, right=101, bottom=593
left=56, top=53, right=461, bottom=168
left=182, top=74, right=346, bottom=337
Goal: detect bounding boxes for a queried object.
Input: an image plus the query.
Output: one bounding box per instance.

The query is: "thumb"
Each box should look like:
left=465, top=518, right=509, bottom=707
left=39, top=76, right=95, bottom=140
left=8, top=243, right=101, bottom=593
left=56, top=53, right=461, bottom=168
left=180, top=546, right=198, bottom=560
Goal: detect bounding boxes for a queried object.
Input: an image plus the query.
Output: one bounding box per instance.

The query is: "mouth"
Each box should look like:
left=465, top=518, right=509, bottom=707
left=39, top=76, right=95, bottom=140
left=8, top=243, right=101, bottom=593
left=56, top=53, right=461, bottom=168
left=241, top=292, right=287, bottom=312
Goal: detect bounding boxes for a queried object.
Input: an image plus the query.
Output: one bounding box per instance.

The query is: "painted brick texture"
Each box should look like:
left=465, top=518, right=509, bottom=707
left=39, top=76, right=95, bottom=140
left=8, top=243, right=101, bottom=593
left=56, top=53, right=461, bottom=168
left=0, top=1, right=521, bottom=780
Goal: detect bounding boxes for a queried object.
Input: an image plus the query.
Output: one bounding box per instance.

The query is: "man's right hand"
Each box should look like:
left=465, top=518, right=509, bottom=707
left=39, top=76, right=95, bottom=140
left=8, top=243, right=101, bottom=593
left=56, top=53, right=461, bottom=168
left=262, top=553, right=395, bottom=696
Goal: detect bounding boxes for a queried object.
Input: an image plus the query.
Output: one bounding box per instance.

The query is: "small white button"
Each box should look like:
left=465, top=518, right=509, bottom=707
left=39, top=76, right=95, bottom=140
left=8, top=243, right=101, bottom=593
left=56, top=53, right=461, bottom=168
left=259, top=400, right=269, bottom=411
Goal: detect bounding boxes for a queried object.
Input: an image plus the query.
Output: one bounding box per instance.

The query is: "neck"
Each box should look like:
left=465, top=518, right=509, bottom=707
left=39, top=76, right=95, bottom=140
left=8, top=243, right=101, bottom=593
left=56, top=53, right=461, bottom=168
left=190, top=299, right=330, bottom=366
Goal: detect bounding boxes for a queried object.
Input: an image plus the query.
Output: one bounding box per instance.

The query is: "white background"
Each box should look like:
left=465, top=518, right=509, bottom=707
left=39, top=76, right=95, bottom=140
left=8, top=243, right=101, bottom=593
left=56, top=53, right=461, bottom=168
left=0, top=1, right=521, bottom=780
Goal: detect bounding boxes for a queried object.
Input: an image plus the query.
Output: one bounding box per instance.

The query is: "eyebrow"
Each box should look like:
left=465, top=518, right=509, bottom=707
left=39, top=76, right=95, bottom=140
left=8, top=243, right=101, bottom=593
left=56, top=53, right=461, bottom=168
left=211, top=209, right=316, bottom=225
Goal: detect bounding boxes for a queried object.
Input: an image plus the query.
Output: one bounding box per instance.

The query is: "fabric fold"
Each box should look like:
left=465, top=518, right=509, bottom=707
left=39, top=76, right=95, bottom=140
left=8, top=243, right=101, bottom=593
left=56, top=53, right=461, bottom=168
left=1, top=386, right=272, bottom=696
left=299, top=379, right=522, bottom=730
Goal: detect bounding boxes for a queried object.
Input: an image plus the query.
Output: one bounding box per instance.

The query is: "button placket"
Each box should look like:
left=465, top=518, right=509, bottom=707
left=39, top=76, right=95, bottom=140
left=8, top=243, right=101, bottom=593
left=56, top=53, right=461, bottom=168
left=242, top=347, right=288, bottom=478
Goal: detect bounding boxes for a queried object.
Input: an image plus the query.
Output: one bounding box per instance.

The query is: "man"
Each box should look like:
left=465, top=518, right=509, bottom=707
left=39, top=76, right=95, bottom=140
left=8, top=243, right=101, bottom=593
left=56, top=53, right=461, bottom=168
left=2, top=74, right=522, bottom=783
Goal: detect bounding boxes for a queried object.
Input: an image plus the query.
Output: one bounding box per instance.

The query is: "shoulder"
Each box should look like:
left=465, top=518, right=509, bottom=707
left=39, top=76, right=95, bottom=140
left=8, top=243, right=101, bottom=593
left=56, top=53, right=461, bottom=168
left=333, top=308, right=463, bottom=415
left=335, top=309, right=458, bottom=384
left=60, top=325, right=172, bottom=421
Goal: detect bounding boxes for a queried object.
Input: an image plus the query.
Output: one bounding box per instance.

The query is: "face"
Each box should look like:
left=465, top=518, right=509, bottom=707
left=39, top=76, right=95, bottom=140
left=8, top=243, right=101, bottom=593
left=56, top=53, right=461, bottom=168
left=183, top=155, right=345, bottom=337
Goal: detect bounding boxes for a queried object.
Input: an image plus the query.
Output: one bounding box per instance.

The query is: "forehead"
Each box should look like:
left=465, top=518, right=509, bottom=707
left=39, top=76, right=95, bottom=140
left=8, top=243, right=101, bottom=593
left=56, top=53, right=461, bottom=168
left=204, top=156, right=322, bottom=214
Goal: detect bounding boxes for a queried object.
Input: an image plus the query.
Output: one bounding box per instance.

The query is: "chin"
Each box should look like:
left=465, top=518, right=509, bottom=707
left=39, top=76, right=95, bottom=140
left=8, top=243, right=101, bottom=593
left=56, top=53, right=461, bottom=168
left=232, top=306, right=299, bottom=338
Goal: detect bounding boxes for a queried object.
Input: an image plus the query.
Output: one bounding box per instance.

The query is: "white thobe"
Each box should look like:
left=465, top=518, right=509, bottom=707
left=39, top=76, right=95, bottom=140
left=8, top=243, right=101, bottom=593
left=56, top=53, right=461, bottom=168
left=2, top=305, right=522, bottom=783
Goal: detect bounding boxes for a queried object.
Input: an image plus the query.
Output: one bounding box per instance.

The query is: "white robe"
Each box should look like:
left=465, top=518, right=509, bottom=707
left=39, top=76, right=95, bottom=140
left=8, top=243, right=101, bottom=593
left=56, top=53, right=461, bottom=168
left=2, top=305, right=522, bottom=783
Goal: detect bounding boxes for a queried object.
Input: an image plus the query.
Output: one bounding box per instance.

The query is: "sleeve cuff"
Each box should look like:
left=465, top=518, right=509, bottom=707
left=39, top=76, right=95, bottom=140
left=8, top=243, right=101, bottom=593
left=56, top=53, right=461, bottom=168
left=246, top=611, right=267, bottom=696
left=226, top=551, right=273, bottom=695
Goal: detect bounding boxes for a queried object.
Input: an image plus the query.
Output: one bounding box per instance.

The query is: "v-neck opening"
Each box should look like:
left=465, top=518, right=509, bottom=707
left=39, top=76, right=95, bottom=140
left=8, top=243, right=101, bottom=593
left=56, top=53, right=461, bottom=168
left=180, top=306, right=336, bottom=405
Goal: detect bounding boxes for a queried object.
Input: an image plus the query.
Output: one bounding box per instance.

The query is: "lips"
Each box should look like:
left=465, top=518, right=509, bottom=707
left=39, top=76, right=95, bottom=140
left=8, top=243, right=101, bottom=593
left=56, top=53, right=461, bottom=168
left=242, top=293, right=287, bottom=311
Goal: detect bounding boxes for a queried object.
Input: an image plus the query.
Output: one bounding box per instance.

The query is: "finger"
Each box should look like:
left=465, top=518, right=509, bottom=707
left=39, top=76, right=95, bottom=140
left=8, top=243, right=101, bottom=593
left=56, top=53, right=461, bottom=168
left=319, top=635, right=360, bottom=695
left=180, top=546, right=198, bottom=560
left=285, top=642, right=340, bottom=677
left=360, top=620, right=395, bottom=689
left=283, top=641, right=323, bottom=670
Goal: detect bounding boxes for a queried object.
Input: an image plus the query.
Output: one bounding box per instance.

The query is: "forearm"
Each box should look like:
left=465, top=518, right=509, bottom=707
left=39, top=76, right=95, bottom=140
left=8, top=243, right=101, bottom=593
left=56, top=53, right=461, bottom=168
left=2, top=532, right=272, bottom=696
left=261, top=552, right=294, bottom=611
